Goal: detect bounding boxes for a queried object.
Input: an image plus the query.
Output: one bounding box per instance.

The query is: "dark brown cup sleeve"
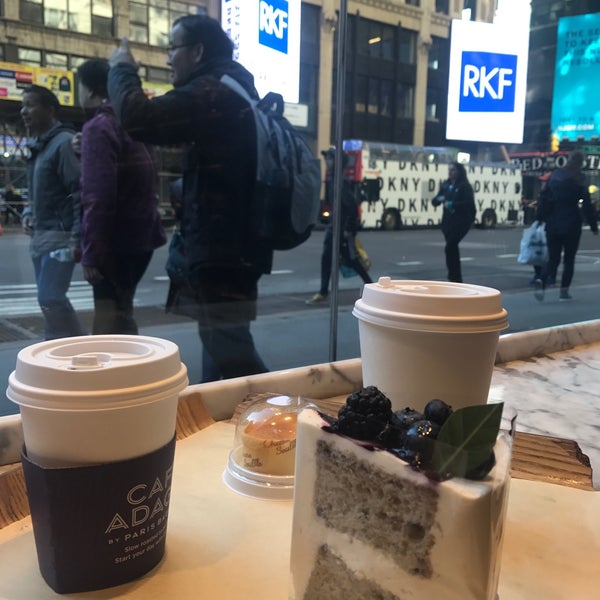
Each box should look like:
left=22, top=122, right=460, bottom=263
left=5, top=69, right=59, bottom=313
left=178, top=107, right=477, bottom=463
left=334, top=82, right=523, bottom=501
left=21, top=435, right=176, bottom=594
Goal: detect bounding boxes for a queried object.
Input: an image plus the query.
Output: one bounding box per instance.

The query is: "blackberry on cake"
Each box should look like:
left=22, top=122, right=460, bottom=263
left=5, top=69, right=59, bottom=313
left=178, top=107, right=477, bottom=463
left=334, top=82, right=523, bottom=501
left=336, top=386, right=393, bottom=440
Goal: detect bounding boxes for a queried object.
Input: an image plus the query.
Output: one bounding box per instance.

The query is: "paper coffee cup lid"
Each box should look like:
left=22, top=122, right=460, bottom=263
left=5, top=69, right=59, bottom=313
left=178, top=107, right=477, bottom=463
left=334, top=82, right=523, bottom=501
left=7, top=335, right=188, bottom=410
left=353, top=278, right=508, bottom=333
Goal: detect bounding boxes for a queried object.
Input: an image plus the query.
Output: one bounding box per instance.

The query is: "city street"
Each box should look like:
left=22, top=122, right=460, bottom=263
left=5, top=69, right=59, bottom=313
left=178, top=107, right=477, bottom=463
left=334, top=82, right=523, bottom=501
left=1, top=223, right=599, bottom=415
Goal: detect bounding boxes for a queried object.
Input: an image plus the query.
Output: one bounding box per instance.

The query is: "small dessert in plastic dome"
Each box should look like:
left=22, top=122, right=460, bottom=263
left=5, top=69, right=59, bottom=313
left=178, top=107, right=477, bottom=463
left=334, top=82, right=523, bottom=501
left=223, top=394, right=315, bottom=500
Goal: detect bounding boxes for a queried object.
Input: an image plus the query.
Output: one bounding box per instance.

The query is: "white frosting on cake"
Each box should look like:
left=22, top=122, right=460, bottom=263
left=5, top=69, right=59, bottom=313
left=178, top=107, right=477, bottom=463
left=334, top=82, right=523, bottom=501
left=290, top=408, right=512, bottom=600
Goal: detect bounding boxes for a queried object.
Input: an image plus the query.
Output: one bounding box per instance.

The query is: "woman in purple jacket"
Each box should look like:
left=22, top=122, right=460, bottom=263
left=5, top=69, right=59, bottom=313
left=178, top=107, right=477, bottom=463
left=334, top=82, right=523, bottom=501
left=77, top=58, right=166, bottom=334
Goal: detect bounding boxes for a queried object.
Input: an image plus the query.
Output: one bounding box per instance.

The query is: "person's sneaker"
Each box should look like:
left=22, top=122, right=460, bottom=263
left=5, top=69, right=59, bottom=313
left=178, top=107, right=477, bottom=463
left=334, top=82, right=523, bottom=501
left=559, top=290, right=573, bottom=301
left=306, top=292, right=328, bottom=305
left=533, top=279, right=545, bottom=302
left=546, top=276, right=556, bottom=286
left=529, top=274, right=540, bottom=285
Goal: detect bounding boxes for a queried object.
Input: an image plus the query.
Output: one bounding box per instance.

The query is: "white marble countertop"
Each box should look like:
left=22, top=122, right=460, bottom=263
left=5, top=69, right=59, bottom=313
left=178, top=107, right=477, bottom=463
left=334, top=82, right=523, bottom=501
left=2, top=319, right=600, bottom=488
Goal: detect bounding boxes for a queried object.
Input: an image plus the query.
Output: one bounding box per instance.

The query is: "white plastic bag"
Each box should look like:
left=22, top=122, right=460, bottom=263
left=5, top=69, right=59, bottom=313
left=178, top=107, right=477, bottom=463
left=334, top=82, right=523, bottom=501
left=518, top=221, right=548, bottom=266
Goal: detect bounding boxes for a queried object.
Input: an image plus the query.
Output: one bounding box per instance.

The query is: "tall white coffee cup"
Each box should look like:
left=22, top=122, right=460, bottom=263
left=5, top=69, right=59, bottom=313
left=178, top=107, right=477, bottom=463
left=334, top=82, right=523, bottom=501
left=7, top=335, right=189, bottom=467
left=353, top=278, right=508, bottom=412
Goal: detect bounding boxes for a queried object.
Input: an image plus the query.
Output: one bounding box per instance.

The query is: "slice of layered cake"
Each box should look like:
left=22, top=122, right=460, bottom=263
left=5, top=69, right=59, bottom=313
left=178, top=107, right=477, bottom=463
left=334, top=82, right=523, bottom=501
left=290, top=388, right=513, bottom=600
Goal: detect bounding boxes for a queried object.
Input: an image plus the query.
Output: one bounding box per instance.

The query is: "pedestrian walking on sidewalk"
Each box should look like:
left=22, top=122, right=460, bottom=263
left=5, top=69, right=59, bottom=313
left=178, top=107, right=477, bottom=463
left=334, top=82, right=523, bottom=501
left=432, top=162, right=476, bottom=283
left=534, top=151, right=598, bottom=302
left=20, top=85, right=85, bottom=340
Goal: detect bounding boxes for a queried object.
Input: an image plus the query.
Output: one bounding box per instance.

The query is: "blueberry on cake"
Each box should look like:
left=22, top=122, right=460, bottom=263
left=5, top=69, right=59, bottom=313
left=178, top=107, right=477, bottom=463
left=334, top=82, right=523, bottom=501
left=290, top=387, right=513, bottom=600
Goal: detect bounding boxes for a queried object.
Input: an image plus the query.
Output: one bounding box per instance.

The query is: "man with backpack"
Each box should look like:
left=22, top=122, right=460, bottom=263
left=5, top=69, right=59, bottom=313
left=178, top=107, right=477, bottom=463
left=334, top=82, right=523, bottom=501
left=108, top=15, right=271, bottom=381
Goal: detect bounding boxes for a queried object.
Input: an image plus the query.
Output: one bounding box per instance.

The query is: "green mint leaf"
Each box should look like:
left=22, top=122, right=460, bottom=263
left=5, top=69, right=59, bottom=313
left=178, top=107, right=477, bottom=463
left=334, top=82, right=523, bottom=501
left=431, top=403, right=504, bottom=478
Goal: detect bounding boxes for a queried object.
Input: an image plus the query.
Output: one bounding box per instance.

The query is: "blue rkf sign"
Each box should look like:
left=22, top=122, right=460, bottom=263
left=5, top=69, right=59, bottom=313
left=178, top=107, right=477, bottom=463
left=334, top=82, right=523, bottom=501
left=259, top=0, right=288, bottom=54
left=459, top=51, right=518, bottom=113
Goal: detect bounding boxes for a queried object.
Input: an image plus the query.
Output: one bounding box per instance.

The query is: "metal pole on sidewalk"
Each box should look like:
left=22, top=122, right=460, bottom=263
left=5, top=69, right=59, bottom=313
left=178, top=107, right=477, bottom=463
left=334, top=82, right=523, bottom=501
left=328, top=0, right=348, bottom=362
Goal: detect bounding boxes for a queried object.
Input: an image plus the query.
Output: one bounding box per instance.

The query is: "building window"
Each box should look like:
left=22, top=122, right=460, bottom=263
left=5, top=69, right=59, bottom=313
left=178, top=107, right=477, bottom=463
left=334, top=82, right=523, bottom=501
left=20, top=1, right=113, bottom=37
left=128, top=1, right=207, bottom=48
left=69, top=55, right=88, bottom=70
left=435, top=0, right=449, bottom=13
left=426, top=88, right=441, bottom=121
left=396, top=82, right=414, bottom=118
left=20, top=0, right=44, bottom=24
left=147, top=66, right=171, bottom=83
left=45, top=52, right=68, bottom=69
left=18, top=48, right=42, bottom=66
left=428, top=36, right=448, bottom=70
left=356, top=18, right=395, bottom=61
left=398, top=29, right=417, bottom=65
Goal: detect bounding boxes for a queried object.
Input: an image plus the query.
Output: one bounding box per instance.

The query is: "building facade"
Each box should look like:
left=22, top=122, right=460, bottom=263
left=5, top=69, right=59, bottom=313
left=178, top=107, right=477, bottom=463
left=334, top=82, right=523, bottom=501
left=12, top=1, right=595, bottom=194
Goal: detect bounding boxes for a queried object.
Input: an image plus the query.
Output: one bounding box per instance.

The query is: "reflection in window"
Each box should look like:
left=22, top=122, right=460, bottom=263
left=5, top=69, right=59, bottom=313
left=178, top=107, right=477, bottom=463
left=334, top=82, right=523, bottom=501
left=70, top=55, right=88, bottom=70
left=355, top=75, right=367, bottom=113
left=426, top=88, right=440, bottom=121
left=45, top=52, right=68, bottom=69
left=368, top=78, right=378, bottom=115
left=18, top=48, right=42, bottom=66
left=128, top=1, right=207, bottom=48
left=380, top=80, right=392, bottom=118
left=428, top=37, right=448, bottom=70
left=398, top=29, right=417, bottom=65
left=396, top=83, right=414, bottom=118
left=45, top=0, right=68, bottom=30
left=21, top=1, right=112, bottom=35
left=69, top=0, right=92, bottom=34
left=149, top=6, right=169, bottom=47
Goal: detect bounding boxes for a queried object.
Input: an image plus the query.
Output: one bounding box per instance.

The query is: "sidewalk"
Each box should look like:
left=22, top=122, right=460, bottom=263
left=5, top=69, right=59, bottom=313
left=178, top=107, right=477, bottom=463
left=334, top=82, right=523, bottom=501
left=0, top=290, right=364, bottom=417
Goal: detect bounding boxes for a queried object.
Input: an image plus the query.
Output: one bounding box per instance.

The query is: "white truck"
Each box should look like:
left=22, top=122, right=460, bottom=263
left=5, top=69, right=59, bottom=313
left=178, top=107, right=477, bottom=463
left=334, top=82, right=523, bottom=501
left=340, top=140, right=523, bottom=230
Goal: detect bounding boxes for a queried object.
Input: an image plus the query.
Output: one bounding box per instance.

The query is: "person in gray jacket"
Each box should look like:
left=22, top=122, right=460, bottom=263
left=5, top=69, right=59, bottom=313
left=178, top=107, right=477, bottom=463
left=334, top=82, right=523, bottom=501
left=21, top=84, right=85, bottom=339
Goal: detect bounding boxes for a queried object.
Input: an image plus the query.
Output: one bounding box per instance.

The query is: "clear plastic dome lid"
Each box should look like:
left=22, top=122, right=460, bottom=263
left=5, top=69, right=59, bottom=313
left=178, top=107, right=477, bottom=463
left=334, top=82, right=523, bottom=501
left=223, top=394, right=316, bottom=500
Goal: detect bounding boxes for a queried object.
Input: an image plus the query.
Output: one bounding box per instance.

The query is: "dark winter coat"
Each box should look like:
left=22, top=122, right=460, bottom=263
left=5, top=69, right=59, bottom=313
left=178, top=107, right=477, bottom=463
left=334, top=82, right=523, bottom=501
left=24, top=122, right=81, bottom=257
left=108, top=60, right=273, bottom=278
left=80, top=102, right=166, bottom=268
left=538, top=167, right=598, bottom=236
left=432, top=179, right=476, bottom=238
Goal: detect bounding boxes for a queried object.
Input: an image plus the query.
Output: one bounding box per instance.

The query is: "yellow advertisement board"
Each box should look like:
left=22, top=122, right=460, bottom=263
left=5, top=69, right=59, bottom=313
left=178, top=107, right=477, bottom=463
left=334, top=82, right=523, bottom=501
left=0, top=62, right=74, bottom=106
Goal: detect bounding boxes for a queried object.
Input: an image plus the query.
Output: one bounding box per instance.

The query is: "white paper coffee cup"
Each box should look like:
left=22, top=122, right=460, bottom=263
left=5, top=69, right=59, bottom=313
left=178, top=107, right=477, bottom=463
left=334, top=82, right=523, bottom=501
left=7, top=335, right=188, bottom=468
left=353, top=278, right=508, bottom=412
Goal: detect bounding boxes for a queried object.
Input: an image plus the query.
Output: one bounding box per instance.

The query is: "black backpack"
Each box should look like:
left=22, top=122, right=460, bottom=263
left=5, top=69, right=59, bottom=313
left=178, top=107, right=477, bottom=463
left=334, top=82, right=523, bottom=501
left=221, top=75, right=321, bottom=250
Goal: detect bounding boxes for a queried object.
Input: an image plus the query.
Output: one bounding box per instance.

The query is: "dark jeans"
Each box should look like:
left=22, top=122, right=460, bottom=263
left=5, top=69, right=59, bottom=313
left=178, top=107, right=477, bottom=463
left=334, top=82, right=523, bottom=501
left=187, top=268, right=268, bottom=383
left=542, top=229, right=581, bottom=290
left=91, top=252, right=153, bottom=334
left=199, top=322, right=268, bottom=382
left=443, top=222, right=471, bottom=283
left=33, top=252, right=85, bottom=340
left=320, top=227, right=372, bottom=295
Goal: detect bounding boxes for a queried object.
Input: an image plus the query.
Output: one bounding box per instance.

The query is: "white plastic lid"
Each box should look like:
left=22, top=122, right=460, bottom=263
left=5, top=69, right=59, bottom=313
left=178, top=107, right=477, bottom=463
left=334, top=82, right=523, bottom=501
left=7, top=335, right=188, bottom=410
left=353, top=277, right=508, bottom=333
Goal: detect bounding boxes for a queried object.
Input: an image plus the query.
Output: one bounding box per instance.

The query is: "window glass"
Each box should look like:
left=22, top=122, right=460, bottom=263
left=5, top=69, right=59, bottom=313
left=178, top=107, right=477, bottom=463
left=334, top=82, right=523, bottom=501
left=426, top=88, right=440, bottom=120
left=368, top=78, right=379, bottom=115
left=396, top=82, right=414, bottom=118
left=149, top=6, right=169, bottom=46
left=69, top=0, right=91, bottom=33
left=380, top=24, right=394, bottom=61
left=45, top=52, right=68, bottom=69
left=355, top=75, right=367, bottom=113
left=130, top=2, right=148, bottom=24
left=18, top=47, right=42, bottom=66
left=380, top=79, right=392, bottom=118
left=129, top=23, right=149, bottom=43
left=45, top=0, right=68, bottom=29
left=69, top=55, right=88, bottom=70
left=20, top=1, right=44, bottom=23
left=147, top=66, right=171, bottom=83
left=92, top=0, right=112, bottom=18
left=398, top=29, right=416, bottom=64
